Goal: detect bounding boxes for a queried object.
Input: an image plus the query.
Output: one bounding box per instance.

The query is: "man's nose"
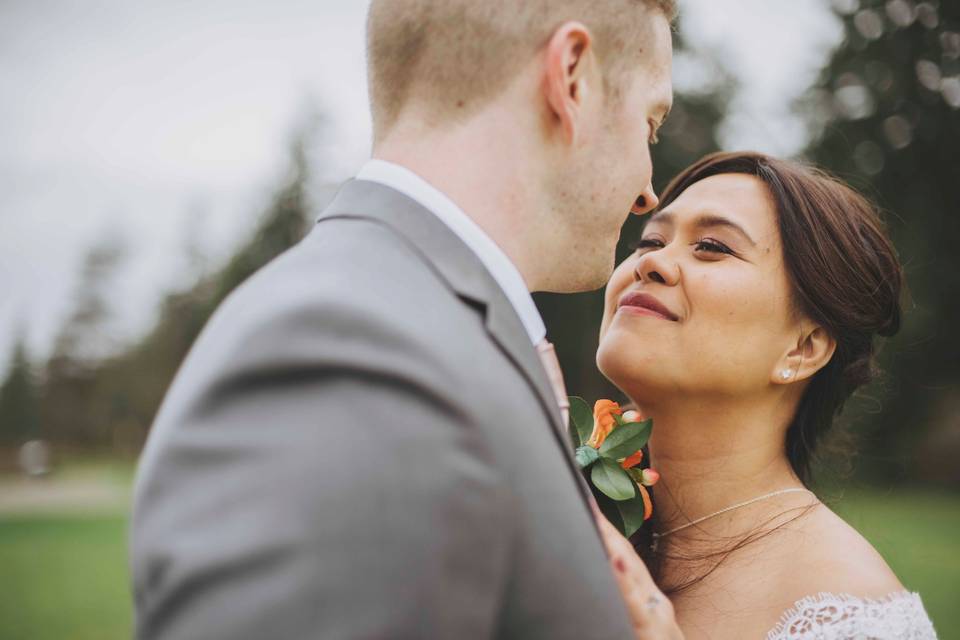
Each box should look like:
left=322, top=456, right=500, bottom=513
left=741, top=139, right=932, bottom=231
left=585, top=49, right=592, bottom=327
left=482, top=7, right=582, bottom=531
left=631, top=185, right=659, bottom=216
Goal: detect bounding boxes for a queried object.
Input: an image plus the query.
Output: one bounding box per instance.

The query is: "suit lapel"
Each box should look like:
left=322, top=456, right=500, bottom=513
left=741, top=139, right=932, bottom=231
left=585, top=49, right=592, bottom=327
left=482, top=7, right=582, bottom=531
left=317, top=179, right=594, bottom=505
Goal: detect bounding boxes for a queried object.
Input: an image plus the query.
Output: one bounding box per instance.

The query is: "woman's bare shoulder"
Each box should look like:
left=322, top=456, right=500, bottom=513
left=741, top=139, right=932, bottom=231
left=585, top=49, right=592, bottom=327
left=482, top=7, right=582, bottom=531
left=769, top=502, right=903, bottom=597
left=672, top=502, right=904, bottom=640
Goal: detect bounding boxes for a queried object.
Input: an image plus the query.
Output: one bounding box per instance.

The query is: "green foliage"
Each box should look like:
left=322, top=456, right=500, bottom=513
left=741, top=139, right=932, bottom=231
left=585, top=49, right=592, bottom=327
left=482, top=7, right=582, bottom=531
left=207, top=137, right=311, bottom=306
left=574, top=445, right=600, bottom=469
left=105, top=134, right=314, bottom=446
left=568, top=396, right=594, bottom=447
left=599, top=418, right=652, bottom=460
left=0, top=337, right=40, bottom=445
left=28, top=130, right=316, bottom=453
left=804, top=0, right=960, bottom=486
left=572, top=404, right=652, bottom=535
left=591, top=458, right=637, bottom=501
left=615, top=490, right=649, bottom=539
left=40, top=236, right=128, bottom=448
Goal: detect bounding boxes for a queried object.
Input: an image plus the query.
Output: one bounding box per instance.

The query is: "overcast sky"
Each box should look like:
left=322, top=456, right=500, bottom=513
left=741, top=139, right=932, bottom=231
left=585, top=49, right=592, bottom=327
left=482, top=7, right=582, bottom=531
left=0, top=0, right=843, bottom=370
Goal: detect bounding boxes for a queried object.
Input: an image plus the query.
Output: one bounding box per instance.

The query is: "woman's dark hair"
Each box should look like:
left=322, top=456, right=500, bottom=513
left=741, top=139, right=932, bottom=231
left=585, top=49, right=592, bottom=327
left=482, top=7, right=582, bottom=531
left=656, top=151, right=903, bottom=483
left=638, top=151, right=904, bottom=590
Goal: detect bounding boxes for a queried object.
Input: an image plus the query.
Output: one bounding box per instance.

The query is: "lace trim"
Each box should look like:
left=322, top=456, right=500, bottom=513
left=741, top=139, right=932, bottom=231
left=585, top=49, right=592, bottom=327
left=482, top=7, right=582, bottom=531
left=766, top=591, right=938, bottom=639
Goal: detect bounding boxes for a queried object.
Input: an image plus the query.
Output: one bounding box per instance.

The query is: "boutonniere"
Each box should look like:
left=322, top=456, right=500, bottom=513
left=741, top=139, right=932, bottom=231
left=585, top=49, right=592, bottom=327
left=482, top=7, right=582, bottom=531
left=568, top=397, right=659, bottom=538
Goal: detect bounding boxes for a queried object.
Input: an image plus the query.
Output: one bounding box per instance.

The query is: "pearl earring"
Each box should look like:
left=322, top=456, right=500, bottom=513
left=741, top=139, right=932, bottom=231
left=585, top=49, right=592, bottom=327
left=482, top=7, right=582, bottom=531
left=780, top=370, right=792, bottom=381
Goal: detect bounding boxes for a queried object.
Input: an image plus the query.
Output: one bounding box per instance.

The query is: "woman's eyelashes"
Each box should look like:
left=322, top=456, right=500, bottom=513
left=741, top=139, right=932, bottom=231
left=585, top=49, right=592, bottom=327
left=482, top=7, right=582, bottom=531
left=630, top=236, right=736, bottom=256
left=630, top=237, right=664, bottom=251
left=694, top=238, right=735, bottom=255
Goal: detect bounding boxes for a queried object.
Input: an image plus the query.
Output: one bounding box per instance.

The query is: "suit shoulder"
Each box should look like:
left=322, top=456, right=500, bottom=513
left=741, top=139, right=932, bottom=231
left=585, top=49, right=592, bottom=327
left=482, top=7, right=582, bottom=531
left=175, top=217, right=485, bottom=399
left=236, top=217, right=441, bottom=310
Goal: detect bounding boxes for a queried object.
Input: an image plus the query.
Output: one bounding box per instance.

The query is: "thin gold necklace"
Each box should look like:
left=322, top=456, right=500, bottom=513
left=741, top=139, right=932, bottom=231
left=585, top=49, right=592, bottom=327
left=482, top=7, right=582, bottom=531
left=650, top=487, right=815, bottom=551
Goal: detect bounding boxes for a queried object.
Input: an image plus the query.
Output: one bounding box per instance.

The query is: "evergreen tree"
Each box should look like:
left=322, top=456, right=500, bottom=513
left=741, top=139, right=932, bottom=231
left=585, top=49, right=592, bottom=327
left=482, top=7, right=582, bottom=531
left=49, top=234, right=128, bottom=371
left=41, top=235, right=127, bottom=448
left=0, top=336, right=41, bottom=446
left=107, top=126, right=319, bottom=445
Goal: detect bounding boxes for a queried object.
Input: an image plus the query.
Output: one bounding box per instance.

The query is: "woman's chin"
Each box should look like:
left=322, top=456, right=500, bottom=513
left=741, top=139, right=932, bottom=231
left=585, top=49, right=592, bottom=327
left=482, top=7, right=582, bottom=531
left=598, top=331, right=662, bottom=370
left=597, top=346, right=672, bottom=399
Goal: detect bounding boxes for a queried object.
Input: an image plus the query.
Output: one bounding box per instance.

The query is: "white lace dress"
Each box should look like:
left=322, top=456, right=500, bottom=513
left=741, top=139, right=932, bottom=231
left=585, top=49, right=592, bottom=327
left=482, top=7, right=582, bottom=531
left=766, top=591, right=937, bottom=639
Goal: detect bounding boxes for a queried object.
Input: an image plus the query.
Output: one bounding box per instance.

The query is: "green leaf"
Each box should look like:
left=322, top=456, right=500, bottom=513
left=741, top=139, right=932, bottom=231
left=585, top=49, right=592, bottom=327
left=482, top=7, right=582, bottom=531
left=617, top=491, right=648, bottom=539
left=574, top=445, right=600, bottom=470
left=594, top=491, right=625, bottom=535
left=599, top=418, right=652, bottom=460
left=591, top=458, right=637, bottom=501
left=568, top=396, right=594, bottom=447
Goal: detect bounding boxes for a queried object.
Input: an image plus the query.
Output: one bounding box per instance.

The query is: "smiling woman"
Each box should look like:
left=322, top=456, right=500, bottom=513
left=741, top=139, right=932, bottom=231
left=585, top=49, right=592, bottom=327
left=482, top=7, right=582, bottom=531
left=595, top=152, right=937, bottom=639
left=601, top=151, right=903, bottom=483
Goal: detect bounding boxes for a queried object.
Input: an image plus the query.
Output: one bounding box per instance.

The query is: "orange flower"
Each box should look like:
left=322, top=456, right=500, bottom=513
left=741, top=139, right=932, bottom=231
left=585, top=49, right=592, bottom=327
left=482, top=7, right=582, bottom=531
left=586, top=400, right=622, bottom=448
left=639, top=485, right=653, bottom=521
left=621, top=450, right=644, bottom=470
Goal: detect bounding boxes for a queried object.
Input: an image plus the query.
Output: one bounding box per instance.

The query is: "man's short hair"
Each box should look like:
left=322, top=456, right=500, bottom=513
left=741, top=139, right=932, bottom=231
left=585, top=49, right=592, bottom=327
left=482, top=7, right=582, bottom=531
left=366, top=0, right=677, bottom=139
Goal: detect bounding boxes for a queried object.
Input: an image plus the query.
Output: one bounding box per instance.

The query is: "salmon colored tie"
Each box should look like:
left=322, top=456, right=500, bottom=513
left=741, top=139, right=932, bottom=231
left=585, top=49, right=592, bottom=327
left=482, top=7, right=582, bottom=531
left=537, top=340, right=608, bottom=531
left=535, top=339, right=570, bottom=428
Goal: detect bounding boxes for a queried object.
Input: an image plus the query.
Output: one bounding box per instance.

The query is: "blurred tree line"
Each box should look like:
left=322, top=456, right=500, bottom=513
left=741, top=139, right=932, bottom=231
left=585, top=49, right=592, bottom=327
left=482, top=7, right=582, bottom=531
left=803, top=0, right=959, bottom=486
left=0, top=3, right=957, bottom=487
left=0, top=134, right=312, bottom=466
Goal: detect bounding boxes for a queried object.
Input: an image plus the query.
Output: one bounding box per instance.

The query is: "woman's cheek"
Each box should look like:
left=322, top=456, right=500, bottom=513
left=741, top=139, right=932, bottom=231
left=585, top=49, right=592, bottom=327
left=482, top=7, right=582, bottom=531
left=602, top=258, right=637, bottom=331
left=689, top=271, right=756, bottom=334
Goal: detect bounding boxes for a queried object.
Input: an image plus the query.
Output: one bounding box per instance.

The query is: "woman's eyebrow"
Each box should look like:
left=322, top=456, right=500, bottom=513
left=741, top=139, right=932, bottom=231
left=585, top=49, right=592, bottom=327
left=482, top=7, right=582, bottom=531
left=647, top=210, right=757, bottom=247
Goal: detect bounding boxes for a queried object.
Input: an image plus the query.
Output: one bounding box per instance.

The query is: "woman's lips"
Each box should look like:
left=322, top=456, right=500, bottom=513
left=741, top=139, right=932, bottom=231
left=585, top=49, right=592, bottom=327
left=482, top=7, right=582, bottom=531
left=617, top=291, right=679, bottom=321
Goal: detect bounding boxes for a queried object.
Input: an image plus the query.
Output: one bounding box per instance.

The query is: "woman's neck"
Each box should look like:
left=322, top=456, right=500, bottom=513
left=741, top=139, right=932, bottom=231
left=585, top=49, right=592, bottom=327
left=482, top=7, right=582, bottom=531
left=641, top=393, right=806, bottom=537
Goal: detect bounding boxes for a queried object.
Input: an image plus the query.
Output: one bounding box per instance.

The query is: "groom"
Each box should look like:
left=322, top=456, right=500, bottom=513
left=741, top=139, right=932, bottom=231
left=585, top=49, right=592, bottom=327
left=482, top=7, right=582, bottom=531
left=131, top=0, right=675, bottom=638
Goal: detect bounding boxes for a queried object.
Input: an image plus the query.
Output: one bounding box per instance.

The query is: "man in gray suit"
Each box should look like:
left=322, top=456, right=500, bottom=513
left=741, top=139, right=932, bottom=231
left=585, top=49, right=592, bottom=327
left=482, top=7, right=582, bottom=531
left=131, top=0, right=677, bottom=637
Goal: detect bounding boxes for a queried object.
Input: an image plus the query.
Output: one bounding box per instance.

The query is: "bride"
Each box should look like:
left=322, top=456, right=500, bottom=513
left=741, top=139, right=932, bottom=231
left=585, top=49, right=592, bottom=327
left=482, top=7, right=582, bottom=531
left=594, top=151, right=937, bottom=639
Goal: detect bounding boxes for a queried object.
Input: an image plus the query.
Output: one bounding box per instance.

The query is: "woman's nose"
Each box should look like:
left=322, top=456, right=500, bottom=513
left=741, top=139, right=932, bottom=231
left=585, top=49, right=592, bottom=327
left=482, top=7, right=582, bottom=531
left=634, top=248, right=679, bottom=286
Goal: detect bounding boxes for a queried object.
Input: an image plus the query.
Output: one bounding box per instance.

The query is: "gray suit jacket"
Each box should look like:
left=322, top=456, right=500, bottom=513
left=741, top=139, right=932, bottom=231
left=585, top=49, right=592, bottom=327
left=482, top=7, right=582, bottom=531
left=131, top=180, right=635, bottom=639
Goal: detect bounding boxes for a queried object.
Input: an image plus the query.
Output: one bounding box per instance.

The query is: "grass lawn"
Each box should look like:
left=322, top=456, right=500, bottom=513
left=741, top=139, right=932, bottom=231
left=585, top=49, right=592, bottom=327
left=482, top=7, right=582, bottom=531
left=0, top=484, right=957, bottom=639
left=830, top=488, right=960, bottom=637
left=0, top=514, right=132, bottom=640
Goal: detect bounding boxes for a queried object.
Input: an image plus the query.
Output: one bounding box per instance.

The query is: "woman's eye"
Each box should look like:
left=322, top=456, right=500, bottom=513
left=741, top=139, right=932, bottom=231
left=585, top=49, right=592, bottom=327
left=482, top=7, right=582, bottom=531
left=694, top=238, right=734, bottom=255
left=630, top=238, right=664, bottom=251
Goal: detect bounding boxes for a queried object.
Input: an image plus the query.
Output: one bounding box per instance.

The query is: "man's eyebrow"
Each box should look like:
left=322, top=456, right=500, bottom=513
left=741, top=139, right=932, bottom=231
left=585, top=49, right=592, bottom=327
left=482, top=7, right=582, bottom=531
left=645, top=210, right=757, bottom=247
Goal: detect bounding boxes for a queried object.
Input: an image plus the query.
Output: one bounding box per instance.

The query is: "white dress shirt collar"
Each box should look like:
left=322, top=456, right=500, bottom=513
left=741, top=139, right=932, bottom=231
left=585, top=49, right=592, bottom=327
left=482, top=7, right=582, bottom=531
left=356, top=159, right=547, bottom=345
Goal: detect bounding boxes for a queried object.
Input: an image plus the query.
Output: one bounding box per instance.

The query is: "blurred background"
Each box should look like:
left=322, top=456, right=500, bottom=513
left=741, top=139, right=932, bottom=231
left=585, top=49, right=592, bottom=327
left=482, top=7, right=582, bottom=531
left=1, top=0, right=957, bottom=637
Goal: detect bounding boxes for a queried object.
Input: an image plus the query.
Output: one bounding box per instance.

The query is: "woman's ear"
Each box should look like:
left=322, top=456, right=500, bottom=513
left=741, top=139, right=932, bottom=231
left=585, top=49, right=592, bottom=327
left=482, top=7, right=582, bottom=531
left=772, top=325, right=837, bottom=385
left=542, top=21, right=594, bottom=146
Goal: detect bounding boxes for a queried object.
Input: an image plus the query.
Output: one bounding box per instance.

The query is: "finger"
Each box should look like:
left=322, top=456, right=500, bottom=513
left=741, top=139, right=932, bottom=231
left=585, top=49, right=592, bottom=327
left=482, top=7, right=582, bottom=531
left=595, top=516, right=656, bottom=592
left=593, top=516, right=682, bottom=636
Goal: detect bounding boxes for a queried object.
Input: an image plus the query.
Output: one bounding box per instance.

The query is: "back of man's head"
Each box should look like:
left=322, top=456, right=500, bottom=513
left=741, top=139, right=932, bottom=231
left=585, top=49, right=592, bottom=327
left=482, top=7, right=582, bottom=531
left=366, top=0, right=677, bottom=141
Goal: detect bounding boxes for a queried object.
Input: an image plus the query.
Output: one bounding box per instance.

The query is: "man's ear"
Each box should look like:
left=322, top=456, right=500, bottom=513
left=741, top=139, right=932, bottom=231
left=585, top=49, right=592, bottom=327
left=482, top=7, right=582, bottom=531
left=543, top=21, right=594, bottom=146
left=772, top=325, right=837, bottom=385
